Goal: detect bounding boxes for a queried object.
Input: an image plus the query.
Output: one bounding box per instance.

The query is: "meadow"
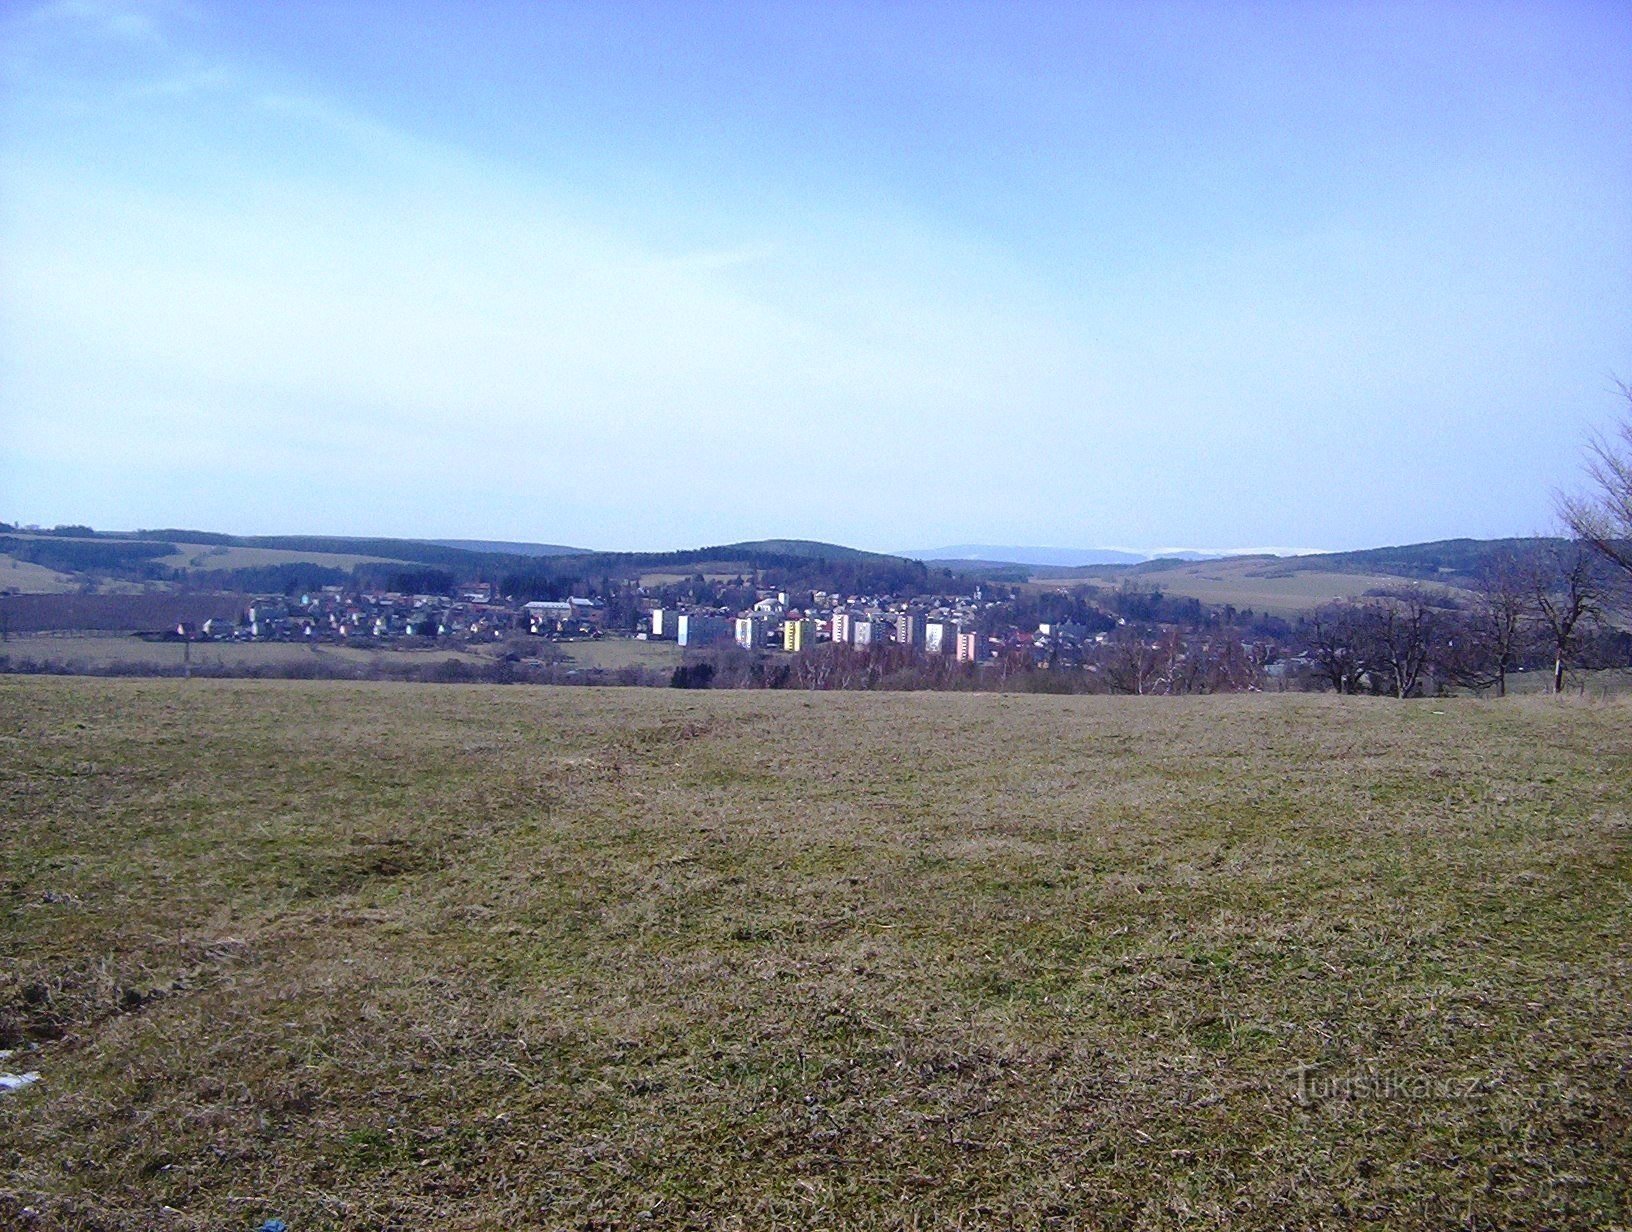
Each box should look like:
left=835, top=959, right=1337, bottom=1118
left=554, top=637, right=685, bottom=673
left=0, top=635, right=493, bottom=676
left=150, top=543, right=400, bottom=572
left=1031, top=557, right=1463, bottom=616
left=1, top=678, right=1628, bottom=1229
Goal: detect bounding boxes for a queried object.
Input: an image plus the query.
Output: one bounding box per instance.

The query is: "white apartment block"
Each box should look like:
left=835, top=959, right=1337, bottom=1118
left=734, top=616, right=768, bottom=650
left=925, top=621, right=956, bottom=655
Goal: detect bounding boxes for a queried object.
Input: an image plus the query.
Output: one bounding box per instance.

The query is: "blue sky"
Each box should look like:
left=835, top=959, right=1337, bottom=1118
left=2, top=1, right=1629, bottom=552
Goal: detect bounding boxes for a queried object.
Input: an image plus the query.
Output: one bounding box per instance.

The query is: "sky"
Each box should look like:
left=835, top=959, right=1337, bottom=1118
left=1, top=1, right=1629, bottom=554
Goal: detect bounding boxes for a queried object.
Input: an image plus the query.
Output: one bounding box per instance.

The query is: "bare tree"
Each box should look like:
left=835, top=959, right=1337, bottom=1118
left=1559, top=381, right=1632, bottom=582
left=1441, top=553, right=1534, bottom=697
left=1531, top=540, right=1604, bottom=694
left=1305, top=602, right=1366, bottom=695
left=1099, top=628, right=1161, bottom=695
left=1360, top=590, right=1438, bottom=699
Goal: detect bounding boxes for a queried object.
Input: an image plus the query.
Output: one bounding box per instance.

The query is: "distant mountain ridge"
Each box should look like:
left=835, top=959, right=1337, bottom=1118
left=716, top=539, right=898, bottom=562
left=899, top=544, right=1219, bottom=566
left=430, top=539, right=591, bottom=557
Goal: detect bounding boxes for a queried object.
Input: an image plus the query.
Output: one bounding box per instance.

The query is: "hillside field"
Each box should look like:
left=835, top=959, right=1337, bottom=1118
left=152, top=543, right=402, bottom=572
left=0, top=557, right=81, bottom=595
left=1033, top=556, right=1467, bottom=615
left=1, top=680, right=1629, bottom=1229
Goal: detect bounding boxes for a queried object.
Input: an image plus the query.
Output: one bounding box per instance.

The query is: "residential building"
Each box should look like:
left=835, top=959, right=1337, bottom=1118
left=783, top=618, right=814, bottom=653
left=734, top=616, right=768, bottom=650
left=677, top=614, right=731, bottom=648
left=525, top=599, right=572, bottom=632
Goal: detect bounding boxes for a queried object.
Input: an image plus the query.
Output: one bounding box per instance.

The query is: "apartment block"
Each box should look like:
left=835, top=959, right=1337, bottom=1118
left=782, top=618, right=814, bottom=653
left=925, top=620, right=956, bottom=655
left=734, top=616, right=768, bottom=650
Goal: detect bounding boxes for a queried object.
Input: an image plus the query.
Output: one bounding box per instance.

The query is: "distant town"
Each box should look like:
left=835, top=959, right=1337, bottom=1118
left=167, top=577, right=1131, bottom=668
left=1, top=523, right=1626, bottom=696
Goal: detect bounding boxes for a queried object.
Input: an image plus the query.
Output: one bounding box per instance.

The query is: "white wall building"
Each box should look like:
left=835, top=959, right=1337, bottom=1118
left=677, top=614, right=731, bottom=647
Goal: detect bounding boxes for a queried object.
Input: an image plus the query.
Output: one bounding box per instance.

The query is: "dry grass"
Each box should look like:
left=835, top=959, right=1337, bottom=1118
left=1032, top=558, right=1470, bottom=615
left=1, top=680, right=1629, bottom=1230
left=0, top=557, right=82, bottom=595
left=554, top=638, right=685, bottom=672
left=0, top=636, right=492, bottom=674
left=151, top=543, right=401, bottom=572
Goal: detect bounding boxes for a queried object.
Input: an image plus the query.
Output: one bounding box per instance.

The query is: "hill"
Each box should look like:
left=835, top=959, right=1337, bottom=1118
left=1304, top=537, right=1571, bottom=582
left=0, top=528, right=956, bottom=621
left=1030, top=553, right=1466, bottom=616
left=900, top=544, right=1149, bottom=566
left=713, top=538, right=903, bottom=562
left=1037, top=539, right=1584, bottom=615
left=429, top=539, right=592, bottom=557
left=0, top=524, right=1587, bottom=616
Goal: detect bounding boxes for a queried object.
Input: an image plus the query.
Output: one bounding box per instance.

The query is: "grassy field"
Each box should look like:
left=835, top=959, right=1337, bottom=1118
left=554, top=637, right=686, bottom=672
left=0, top=635, right=492, bottom=674
left=2, top=679, right=1629, bottom=1230
left=0, top=633, right=690, bottom=678
left=0, top=557, right=82, bottom=594
left=1033, top=557, right=1467, bottom=616
left=153, top=543, right=402, bottom=572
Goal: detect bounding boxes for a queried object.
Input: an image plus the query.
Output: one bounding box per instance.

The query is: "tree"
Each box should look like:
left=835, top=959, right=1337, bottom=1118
left=1440, top=553, right=1533, bottom=697
left=1099, top=628, right=1161, bottom=695
left=1530, top=540, right=1604, bottom=694
left=1359, top=590, right=1438, bottom=699
left=1305, top=602, right=1366, bottom=694
left=1559, top=381, right=1632, bottom=583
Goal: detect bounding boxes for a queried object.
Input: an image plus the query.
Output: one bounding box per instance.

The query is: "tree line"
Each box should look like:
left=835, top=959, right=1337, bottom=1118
left=1298, top=543, right=1624, bottom=697
left=1302, top=385, right=1632, bottom=697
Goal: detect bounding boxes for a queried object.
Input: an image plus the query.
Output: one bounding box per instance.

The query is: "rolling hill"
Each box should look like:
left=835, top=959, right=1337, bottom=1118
left=0, top=523, right=1579, bottom=617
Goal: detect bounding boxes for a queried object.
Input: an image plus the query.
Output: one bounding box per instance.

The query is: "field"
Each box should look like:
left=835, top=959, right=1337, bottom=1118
left=0, top=557, right=83, bottom=595
left=151, top=543, right=402, bottom=572
left=554, top=637, right=686, bottom=672
left=0, top=635, right=491, bottom=675
left=0, top=540, right=412, bottom=595
left=0, top=632, right=693, bottom=681
left=1034, top=557, right=1465, bottom=616
left=2, top=679, right=1629, bottom=1229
